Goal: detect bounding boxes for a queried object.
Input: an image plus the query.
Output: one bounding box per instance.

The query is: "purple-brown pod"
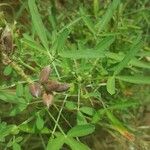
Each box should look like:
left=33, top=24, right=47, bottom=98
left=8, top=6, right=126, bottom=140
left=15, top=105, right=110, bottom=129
left=1, top=25, right=13, bottom=55
left=29, top=82, right=42, bottom=97
left=43, top=80, right=60, bottom=92
left=55, top=83, right=70, bottom=92
left=42, top=92, right=53, bottom=108
left=39, top=66, right=52, bottom=84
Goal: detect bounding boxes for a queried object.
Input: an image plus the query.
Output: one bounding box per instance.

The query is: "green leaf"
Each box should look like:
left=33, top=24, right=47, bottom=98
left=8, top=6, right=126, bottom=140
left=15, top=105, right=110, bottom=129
left=13, top=142, right=21, bottom=150
left=0, top=91, right=18, bottom=103
left=3, top=65, right=12, bottom=76
left=130, top=58, right=150, bottom=69
left=59, top=36, right=114, bottom=59
left=80, top=107, right=95, bottom=116
left=65, top=137, right=90, bottom=150
left=9, top=103, right=27, bottom=116
left=46, top=135, right=65, bottom=150
left=67, top=124, right=95, bottom=137
left=109, top=100, right=139, bottom=110
left=48, top=6, right=57, bottom=31
left=52, top=28, right=70, bottom=52
left=0, top=123, right=18, bottom=141
left=19, top=123, right=51, bottom=134
left=113, top=37, right=142, bottom=75
left=107, top=77, right=115, bottom=95
left=22, top=34, right=47, bottom=55
left=59, top=48, right=105, bottom=59
left=97, top=0, right=120, bottom=32
left=106, top=111, right=125, bottom=128
left=24, top=85, right=32, bottom=103
left=16, top=84, right=24, bottom=97
left=116, top=75, right=150, bottom=84
left=65, top=101, right=77, bottom=110
left=77, top=111, right=87, bottom=125
left=36, top=113, right=44, bottom=130
left=28, top=0, right=48, bottom=50
left=80, top=7, right=95, bottom=34
left=15, top=137, right=23, bottom=143
left=106, top=111, right=135, bottom=141
left=93, top=0, right=99, bottom=17
left=95, top=36, right=115, bottom=52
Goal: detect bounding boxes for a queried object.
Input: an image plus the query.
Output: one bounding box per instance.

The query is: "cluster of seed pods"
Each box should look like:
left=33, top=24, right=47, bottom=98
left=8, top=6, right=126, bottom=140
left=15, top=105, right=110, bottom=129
left=29, top=66, right=70, bottom=108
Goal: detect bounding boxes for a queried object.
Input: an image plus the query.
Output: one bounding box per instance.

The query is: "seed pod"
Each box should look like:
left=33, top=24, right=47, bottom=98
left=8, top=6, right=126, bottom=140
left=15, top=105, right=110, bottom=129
left=55, top=83, right=70, bottom=92
left=42, top=92, right=53, bottom=108
left=29, top=82, right=42, bottom=97
left=39, top=66, right=52, bottom=84
left=44, top=80, right=60, bottom=92
left=1, top=25, right=13, bottom=55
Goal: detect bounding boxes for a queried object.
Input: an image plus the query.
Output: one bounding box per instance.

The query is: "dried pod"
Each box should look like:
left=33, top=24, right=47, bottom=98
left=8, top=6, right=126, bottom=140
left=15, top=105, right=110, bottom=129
left=55, top=83, right=70, bottom=92
left=42, top=93, right=53, bottom=108
left=44, top=80, right=60, bottom=92
left=29, top=82, right=42, bottom=97
left=1, top=25, right=13, bottom=55
left=39, top=66, right=52, bottom=84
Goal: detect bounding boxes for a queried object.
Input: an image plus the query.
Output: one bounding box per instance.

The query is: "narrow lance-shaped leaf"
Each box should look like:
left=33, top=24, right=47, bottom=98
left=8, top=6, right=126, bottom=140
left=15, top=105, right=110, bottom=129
left=52, top=28, right=70, bottom=52
left=22, top=34, right=47, bottom=54
left=36, top=113, right=44, bottom=130
left=106, top=111, right=135, bottom=141
left=107, top=76, right=115, bottom=95
left=65, top=137, right=90, bottom=150
left=116, top=75, right=150, bottom=84
left=77, top=111, right=87, bottom=125
left=93, top=0, right=99, bottom=17
left=97, top=0, right=120, bottom=33
left=16, top=83, right=24, bottom=97
left=59, top=36, right=115, bottom=59
left=46, top=135, right=66, bottom=150
left=28, top=0, right=49, bottom=50
left=113, top=37, right=142, bottom=75
left=67, top=124, right=95, bottom=137
left=80, top=7, right=95, bottom=34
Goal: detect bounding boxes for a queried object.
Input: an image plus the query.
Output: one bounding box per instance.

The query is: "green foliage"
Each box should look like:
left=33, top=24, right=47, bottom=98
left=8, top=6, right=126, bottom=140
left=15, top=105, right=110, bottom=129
left=67, top=124, right=95, bottom=137
left=28, top=0, right=48, bottom=50
left=96, top=0, right=120, bottom=32
left=107, top=76, right=116, bottom=95
left=46, top=135, right=66, bottom=150
left=3, top=65, right=13, bottom=76
left=59, top=36, right=115, bottom=59
left=0, top=0, right=150, bottom=149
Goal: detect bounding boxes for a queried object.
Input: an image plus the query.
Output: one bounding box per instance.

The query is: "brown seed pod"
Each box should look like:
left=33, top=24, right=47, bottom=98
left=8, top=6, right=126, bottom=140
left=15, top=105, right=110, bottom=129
left=55, top=83, right=70, bottom=92
left=44, top=80, right=60, bottom=93
left=39, top=66, right=52, bottom=84
left=29, top=82, right=42, bottom=97
left=1, top=25, right=13, bottom=55
left=42, top=92, right=53, bottom=108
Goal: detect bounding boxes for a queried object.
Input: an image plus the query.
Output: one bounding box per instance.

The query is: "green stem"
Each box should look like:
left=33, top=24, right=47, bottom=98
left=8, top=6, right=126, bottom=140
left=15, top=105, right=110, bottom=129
left=2, top=52, right=32, bottom=83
